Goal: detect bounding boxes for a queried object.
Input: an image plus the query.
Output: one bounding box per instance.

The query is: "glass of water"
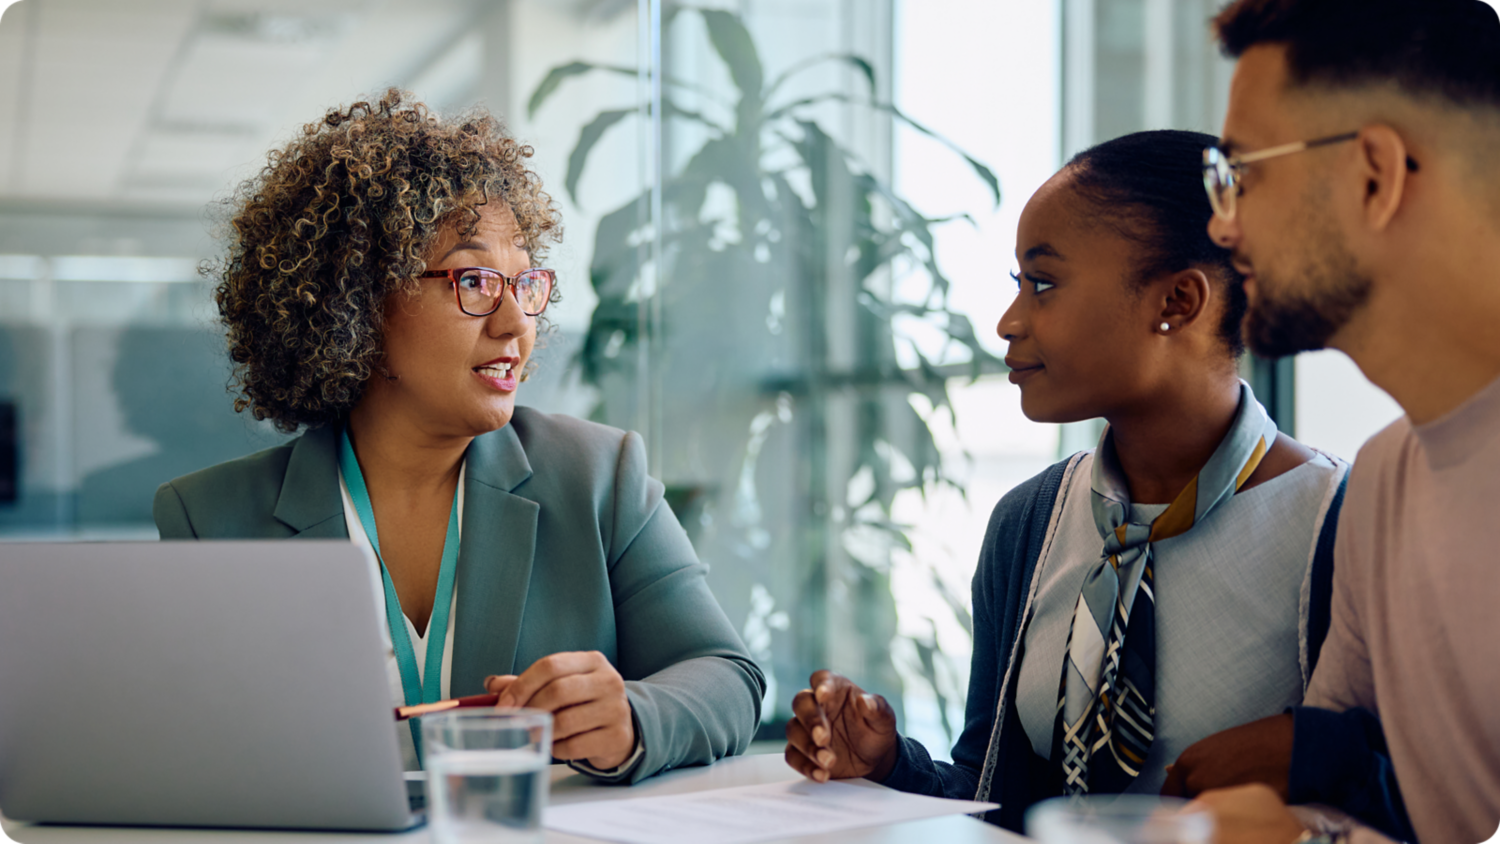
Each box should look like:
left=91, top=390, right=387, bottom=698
left=1027, top=795, right=1214, bottom=844
left=421, top=709, right=553, bottom=844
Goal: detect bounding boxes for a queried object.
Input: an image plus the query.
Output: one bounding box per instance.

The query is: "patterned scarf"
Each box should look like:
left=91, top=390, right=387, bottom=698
left=1052, top=381, right=1278, bottom=795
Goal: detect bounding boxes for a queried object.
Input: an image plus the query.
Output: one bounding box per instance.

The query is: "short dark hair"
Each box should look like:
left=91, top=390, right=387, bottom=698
left=1214, top=0, right=1500, bottom=111
left=1066, top=130, right=1249, bottom=358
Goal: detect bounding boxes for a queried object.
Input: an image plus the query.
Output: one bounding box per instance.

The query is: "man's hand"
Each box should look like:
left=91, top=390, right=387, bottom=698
left=1163, top=713, right=1294, bottom=799
left=1189, top=784, right=1306, bottom=844
left=784, top=670, right=899, bottom=784
left=484, top=651, right=635, bottom=771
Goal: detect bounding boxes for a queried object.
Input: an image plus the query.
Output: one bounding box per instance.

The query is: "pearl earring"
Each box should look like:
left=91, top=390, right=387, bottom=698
left=1160, top=322, right=1171, bottom=332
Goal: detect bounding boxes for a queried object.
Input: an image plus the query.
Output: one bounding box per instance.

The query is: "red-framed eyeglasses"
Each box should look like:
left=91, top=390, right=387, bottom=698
left=417, top=267, right=556, bottom=317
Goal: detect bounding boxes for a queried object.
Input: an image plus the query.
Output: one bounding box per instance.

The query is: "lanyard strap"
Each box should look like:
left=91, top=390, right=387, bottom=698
left=338, top=427, right=462, bottom=756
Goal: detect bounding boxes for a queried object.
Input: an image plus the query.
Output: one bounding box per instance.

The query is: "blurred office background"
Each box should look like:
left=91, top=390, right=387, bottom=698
left=0, top=0, right=1415, bottom=752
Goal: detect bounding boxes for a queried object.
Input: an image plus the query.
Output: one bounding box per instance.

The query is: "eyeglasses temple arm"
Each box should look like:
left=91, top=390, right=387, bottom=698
left=1234, top=131, right=1360, bottom=165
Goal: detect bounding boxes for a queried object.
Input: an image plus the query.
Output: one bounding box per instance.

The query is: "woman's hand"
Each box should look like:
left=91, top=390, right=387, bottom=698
left=784, top=670, right=899, bottom=783
left=484, top=650, right=636, bottom=770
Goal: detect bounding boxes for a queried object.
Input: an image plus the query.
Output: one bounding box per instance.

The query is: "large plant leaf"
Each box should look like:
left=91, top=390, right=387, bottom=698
left=701, top=9, right=763, bottom=106
left=788, top=120, right=863, bottom=223
left=766, top=52, right=875, bottom=98
left=566, top=108, right=634, bottom=204
left=768, top=93, right=999, bottom=208
left=883, top=102, right=1000, bottom=208
left=664, top=99, right=729, bottom=135
left=528, top=61, right=637, bottom=119
left=589, top=200, right=645, bottom=299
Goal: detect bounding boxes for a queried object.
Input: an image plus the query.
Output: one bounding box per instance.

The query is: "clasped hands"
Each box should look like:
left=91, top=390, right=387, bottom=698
left=786, top=672, right=1309, bottom=844
left=484, top=650, right=636, bottom=771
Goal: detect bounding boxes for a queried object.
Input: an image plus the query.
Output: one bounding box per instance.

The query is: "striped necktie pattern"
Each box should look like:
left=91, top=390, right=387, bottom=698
left=1052, top=381, right=1279, bottom=796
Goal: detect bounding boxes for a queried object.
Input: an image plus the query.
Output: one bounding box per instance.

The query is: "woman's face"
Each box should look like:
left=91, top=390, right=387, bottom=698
left=372, top=203, right=537, bottom=438
left=999, top=172, right=1173, bottom=424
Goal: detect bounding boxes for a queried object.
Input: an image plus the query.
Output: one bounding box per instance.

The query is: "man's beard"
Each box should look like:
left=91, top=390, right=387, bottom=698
left=1243, top=219, right=1373, bottom=358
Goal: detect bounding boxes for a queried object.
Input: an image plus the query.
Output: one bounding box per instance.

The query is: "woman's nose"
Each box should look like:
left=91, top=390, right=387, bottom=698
left=486, top=286, right=532, bottom=336
left=997, top=296, right=1025, bottom=342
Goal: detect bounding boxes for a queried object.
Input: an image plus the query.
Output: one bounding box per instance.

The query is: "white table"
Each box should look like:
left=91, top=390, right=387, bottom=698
left=1, top=753, right=1026, bottom=844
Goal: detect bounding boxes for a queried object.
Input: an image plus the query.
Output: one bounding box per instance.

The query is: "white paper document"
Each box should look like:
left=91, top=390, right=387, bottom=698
left=544, top=778, right=998, bottom=844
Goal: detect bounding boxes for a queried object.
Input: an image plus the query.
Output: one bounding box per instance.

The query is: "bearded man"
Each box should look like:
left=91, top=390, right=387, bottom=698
left=1159, top=2, right=1500, bottom=844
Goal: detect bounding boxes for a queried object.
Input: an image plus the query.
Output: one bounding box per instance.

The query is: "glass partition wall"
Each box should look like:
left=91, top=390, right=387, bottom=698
left=516, top=0, right=1072, bottom=749
left=537, top=0, right=1044, bottom=745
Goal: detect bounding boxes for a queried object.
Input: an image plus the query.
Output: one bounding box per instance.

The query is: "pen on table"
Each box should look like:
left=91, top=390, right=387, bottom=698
left=394, top=693, right=501, bottom=721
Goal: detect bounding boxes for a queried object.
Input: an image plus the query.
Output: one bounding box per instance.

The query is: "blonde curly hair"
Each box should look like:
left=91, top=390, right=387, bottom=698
left=211, top=88, right=562, bottom=433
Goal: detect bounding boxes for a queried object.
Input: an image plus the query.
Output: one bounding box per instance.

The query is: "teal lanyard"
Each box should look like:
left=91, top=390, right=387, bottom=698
left=337, top=427, right=462, bottom=758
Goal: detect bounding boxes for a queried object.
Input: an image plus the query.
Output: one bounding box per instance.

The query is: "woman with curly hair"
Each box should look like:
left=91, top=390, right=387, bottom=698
left=153, top=89, right=764, bottom=783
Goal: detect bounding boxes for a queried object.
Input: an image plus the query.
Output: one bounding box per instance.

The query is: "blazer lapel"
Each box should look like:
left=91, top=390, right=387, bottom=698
left=451, top=423, right=538, bottom=696
left=272, top=426, right=349, bottom=539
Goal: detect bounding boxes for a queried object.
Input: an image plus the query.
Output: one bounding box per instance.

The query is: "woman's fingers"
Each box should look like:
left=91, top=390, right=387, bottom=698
left=483, top=674, right=518, bottom=695
left=488, top=652, right=634, bottom=768
left=857, top=691, right=896, bottom=733
left=538, top=686, right=634, bottom=766
left=790, top=687, right=831, bottom=747
left=526, top=672, right=607, bottom=715
left=784, top=721, right=830, bottom=783
left=552, top=719, right=633, bottom=763
left=499, top=651, right=608, bottom=707
left=552, top=697, right=630, bottom=743
left=785, top=715, right=835, bottom=771
left=811, top=673, right=862, bottom=727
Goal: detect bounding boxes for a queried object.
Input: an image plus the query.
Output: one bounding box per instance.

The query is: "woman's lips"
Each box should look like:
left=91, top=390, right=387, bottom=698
left=1005, top=358, right=1043, bottom=385
left=473, top=361, right=518, bottom=392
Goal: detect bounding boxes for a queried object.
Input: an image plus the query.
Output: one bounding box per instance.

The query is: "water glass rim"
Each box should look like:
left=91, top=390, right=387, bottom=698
left=419, top=706, right=553, bottom=727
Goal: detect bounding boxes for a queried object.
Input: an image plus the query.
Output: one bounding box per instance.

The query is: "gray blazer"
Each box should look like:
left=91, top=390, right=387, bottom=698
left=153, top=406, right=765, bottom=783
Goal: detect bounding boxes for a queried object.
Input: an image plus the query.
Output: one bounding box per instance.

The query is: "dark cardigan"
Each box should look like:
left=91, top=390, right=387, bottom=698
left=881, top=456, right=1351, bottom=833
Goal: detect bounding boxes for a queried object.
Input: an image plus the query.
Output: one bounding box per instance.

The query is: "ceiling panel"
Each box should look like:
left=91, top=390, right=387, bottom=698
left=131, top=129, right=255, bottom=181
left=0, top=1, right=32, bottom=191
left=7, top=0, right=198, bottom=199
left=262, top=0, right=481, bottom=139
left=3, top=0, right=489, bottom=209
left=159, top=36, right=334, bottom=126
left=205, top=0, right=372, bottom=14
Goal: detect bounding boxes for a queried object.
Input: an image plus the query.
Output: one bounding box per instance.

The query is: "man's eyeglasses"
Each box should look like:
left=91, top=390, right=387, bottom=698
left=418, top=267, right=556, bottom=317
left=1202, top=131, right=1358, bottom=223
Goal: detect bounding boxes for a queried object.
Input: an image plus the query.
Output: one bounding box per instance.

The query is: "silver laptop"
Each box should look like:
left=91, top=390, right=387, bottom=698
left=0, top=540, right=419, bottom=831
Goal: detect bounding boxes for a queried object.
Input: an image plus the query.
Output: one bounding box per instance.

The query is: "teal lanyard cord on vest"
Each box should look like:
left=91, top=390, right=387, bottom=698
left=337, top=427, right=462, bottom=759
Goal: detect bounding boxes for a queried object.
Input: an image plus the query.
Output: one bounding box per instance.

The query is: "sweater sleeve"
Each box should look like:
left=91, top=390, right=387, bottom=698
left=1292, top=470, right=1414, bottom=843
